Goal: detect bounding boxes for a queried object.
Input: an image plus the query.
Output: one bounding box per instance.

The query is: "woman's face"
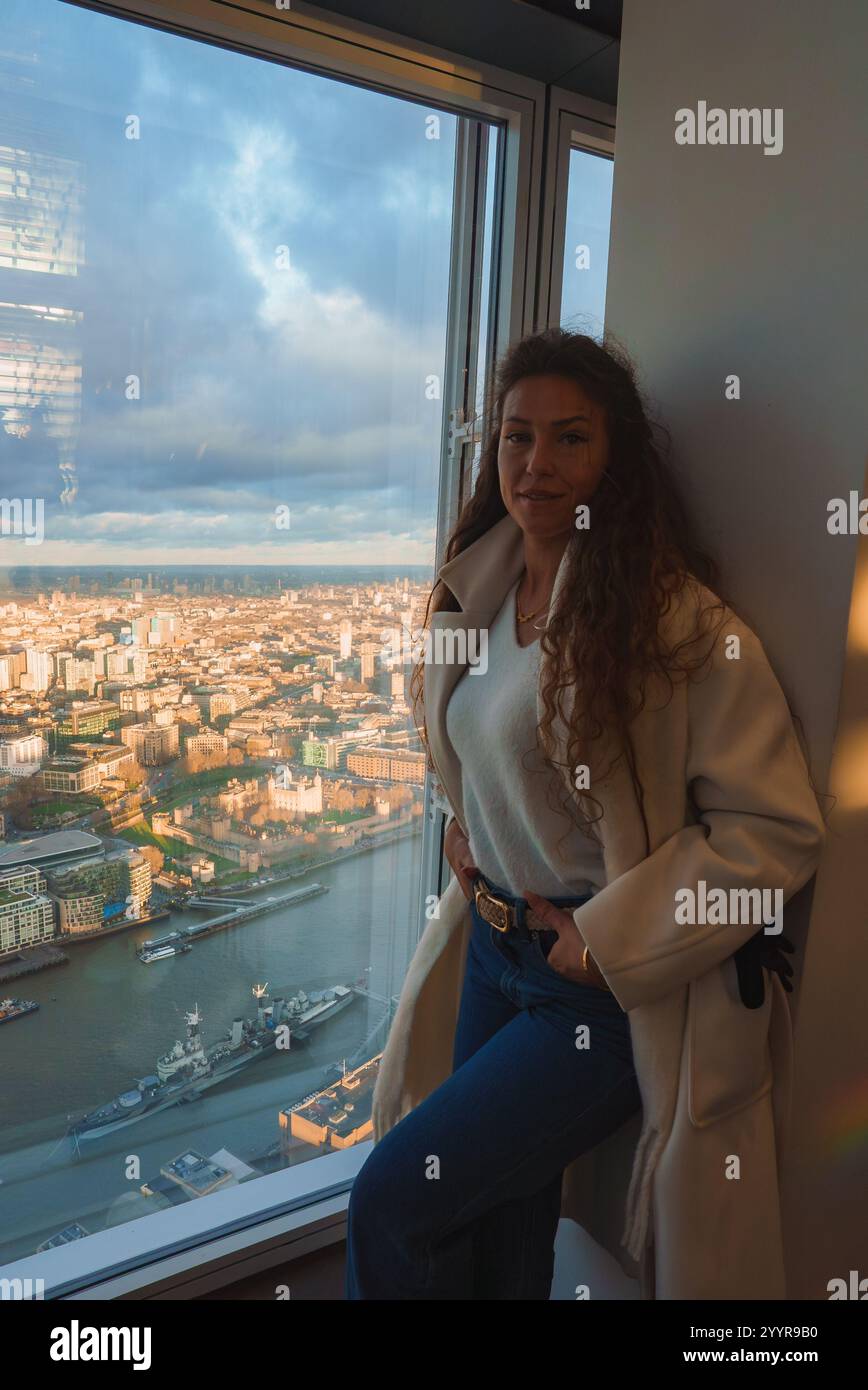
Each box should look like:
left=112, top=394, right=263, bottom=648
left=498, top=374, right=610, bottom=541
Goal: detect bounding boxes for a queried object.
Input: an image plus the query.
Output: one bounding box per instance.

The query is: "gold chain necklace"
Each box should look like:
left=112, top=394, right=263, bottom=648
left=515, top=575, right=551, bottom=625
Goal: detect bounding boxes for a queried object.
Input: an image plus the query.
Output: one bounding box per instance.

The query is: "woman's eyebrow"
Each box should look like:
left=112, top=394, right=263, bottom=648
left=503, top=414, right=591, bottom=426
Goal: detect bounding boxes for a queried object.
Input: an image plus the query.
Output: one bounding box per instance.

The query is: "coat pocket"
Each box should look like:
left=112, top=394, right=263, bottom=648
left=687, top=957, right=773, bottom=1127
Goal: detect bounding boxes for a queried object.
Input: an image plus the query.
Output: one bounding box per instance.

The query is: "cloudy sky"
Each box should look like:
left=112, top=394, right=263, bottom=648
left=0, top=0, right=460, bottom=567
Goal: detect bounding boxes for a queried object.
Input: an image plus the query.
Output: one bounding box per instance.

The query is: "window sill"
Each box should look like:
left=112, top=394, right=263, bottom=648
left=3, top=1142, right=371, bottom=1301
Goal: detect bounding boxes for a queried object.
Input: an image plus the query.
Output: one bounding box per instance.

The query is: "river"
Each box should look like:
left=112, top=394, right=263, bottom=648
left=0, top=832, right=422, bottom=1265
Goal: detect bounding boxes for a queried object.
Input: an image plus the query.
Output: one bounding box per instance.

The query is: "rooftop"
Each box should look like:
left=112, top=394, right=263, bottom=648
left=0, top=830, right=103, bottom=870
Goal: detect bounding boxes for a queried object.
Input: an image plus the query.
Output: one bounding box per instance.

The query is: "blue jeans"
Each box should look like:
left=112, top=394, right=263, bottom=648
left=345, top=879, right=641, bottom=1299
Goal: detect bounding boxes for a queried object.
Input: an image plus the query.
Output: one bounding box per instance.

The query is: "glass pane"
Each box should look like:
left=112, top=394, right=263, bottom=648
left=560, top=146, right=614, bottom=338
left=0, top=0, right=495, bottom=1275
left=466, top=129, right=500, bottom=500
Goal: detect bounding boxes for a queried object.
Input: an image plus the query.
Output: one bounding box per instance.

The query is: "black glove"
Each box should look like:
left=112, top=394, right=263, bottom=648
left=732, top=928, right=796, bottom=1009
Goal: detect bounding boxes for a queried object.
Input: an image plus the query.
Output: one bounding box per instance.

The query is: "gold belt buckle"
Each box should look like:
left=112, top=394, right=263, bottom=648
left=474, top=881, right=512, bottom=933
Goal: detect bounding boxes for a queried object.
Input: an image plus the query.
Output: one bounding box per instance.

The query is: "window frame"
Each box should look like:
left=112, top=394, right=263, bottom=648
left=3, top=0, right=550, bottom=1298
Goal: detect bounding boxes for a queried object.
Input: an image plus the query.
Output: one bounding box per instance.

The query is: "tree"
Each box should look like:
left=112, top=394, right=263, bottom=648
left=7, top=775, right=41, bottom=829
left=139, top=844, right=165, bottom=877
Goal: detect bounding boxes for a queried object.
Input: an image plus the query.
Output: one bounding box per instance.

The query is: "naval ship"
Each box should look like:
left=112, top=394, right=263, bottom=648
left=67, top=980, right=359, bottom=1141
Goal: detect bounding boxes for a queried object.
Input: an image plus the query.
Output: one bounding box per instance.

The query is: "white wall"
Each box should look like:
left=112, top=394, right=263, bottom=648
left=605, top=0, right=868, bottom=1298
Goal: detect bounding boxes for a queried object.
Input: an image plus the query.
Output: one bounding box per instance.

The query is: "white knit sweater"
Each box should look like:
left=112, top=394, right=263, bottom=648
left=445, top=577, right=605, bottom=899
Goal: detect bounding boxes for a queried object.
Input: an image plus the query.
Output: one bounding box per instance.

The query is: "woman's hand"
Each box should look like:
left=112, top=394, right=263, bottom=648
left=523, top=888, right=609, bottom=990
left=445, top=817, right=480, bottom=901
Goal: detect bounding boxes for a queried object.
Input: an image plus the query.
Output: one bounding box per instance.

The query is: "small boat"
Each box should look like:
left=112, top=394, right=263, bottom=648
left=0, top=998, right=40, bottom=1025
left=138, top=941, right=192, bottom=964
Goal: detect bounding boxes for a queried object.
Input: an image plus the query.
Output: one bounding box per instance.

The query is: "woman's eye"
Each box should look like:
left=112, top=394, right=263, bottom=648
left=502, top=430, right=587, bottom=445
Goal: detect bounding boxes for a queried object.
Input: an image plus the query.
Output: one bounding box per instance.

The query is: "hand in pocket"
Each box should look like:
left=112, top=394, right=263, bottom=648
left=444, top=817, right=479, bottom=901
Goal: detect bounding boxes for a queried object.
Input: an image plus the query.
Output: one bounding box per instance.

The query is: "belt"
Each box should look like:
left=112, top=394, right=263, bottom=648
left=470, top=872, right=591, bottom=943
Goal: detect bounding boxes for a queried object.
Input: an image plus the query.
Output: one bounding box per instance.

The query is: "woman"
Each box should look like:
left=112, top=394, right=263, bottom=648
left=345, top=328, right=826, bottom=1300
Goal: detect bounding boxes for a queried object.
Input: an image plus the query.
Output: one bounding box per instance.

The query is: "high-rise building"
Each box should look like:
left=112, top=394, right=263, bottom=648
left=0, top=135, right=83, bottom=538
left=25, top=649, right=52, bottom=691
left=119, top=721, right=179, bottom=765
left=105, top=650, right=128, bottom=678
left=60, top=656, right=95, bottom=696
left=360, top=642, right=379, bottom=681
left=0, top=734, right=46, bottom=778
left=52, top=652, right=73, bottom=682
left=130, top=650, right=149, bottom=681
left=0, top=650, right=26, bottom=686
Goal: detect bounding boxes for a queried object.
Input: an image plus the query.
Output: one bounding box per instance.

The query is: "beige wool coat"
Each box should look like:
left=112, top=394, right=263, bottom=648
left=371, top=512, right=826, bottom=1300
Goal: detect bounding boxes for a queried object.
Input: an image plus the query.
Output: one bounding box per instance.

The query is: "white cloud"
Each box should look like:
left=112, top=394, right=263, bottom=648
left=209, top=125, right=442, bottom=379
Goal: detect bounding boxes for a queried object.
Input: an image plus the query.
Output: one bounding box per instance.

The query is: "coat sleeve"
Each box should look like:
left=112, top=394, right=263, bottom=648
left=574, top=619, right=826, bottom=1013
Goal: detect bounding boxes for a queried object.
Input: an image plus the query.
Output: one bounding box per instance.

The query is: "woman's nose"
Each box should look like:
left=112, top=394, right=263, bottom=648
left=522, top=441, right=557, bottom=474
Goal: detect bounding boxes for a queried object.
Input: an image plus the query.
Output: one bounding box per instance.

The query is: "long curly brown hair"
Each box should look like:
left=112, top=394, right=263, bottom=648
left=410, top=327, right=733, bottom=859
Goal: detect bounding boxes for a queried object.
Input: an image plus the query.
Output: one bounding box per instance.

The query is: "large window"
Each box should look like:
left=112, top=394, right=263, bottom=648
left=0, top=0, right=510, bottom=1288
